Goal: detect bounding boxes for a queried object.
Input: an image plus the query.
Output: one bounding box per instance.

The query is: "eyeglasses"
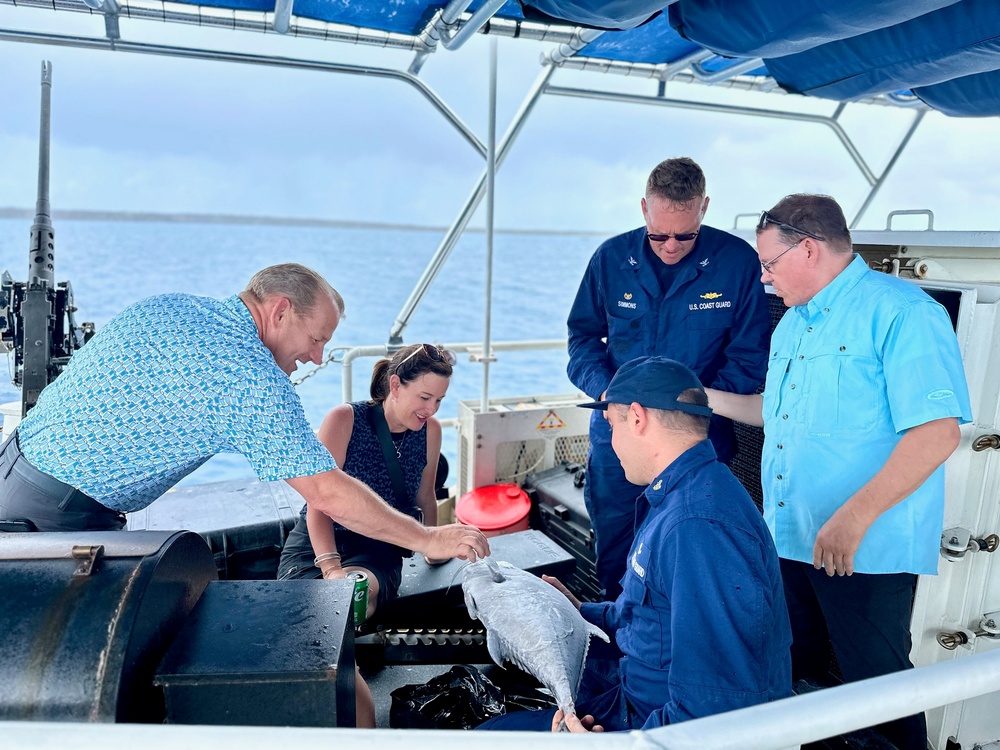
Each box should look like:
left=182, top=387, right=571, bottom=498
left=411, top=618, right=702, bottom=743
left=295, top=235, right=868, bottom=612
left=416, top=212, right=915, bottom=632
left=395, top=343, right=457, bottom=372
left=759, top=237, right=806, bottom=274
left=756, top=210, right=824, bottom=241
left=646, top=231, right=699, bottom=243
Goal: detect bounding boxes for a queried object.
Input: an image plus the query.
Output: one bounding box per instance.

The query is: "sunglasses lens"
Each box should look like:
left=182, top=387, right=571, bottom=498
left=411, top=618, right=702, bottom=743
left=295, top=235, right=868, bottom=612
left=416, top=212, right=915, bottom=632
left=647, top=232, right=697, bottom=243
left=420, top=344, right=457, bottom=367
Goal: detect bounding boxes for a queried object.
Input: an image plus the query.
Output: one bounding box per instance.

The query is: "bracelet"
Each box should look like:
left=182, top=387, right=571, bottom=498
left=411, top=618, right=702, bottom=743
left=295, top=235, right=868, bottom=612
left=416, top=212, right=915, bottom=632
left=314, top=552, right=342, bottom=566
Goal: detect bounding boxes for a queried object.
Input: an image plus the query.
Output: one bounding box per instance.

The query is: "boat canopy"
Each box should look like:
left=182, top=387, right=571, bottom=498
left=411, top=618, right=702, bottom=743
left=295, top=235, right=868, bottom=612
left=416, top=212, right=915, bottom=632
left=4, top=0, right=999, bottom=117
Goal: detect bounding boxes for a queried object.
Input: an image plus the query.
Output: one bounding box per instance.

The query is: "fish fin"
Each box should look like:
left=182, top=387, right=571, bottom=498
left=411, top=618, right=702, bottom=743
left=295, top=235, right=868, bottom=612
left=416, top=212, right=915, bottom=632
left=464, top=590, right=479, bottom=620
left=587, top=622, right=610, bottom=643
left=485, top=556, right=507, bottom=583
left=486, top=629, right=507, bottom=667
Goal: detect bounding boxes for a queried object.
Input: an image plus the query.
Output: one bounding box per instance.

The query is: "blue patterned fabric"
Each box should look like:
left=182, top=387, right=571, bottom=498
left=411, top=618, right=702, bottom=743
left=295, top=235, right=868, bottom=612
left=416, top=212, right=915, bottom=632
left=296, top=400, right=427, bottom=522
left=18, top=294, right=337, bottom=512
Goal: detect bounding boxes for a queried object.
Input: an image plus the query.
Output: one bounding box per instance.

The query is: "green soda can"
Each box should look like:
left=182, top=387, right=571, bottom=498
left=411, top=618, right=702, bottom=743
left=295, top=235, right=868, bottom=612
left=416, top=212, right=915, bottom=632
left=347, top=571, right=369, bottom=626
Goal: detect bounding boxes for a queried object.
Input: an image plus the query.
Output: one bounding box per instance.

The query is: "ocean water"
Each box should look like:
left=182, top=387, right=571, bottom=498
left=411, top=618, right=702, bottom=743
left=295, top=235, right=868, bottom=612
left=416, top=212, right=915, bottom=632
left=0, top=218, right=601, bottom=486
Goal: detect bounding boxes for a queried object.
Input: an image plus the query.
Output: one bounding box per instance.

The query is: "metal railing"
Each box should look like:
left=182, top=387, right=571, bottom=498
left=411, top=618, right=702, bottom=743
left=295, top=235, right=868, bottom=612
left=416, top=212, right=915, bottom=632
left=336, top=338, right=567, bottom=404
left=6, top=648, right=1000, bottom=748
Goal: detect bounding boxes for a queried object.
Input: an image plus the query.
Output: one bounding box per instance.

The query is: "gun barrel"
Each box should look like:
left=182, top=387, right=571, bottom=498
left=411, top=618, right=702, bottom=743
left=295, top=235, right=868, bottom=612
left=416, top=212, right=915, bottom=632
left=30, top=60, right=54, bottom=288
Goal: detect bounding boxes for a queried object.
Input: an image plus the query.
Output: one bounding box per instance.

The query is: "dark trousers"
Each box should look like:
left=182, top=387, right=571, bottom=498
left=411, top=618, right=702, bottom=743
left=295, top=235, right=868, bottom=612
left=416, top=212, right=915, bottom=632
left=584, top=443, right=646, bottom=601
left=0, top=429, right=125, bottom=532
left=780, top=558, right=926, bottom=750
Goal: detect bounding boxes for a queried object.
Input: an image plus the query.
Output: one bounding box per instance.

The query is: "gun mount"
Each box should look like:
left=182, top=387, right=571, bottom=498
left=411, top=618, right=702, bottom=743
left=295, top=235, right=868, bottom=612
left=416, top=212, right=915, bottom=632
left=0, top=62, right=94, bottom=418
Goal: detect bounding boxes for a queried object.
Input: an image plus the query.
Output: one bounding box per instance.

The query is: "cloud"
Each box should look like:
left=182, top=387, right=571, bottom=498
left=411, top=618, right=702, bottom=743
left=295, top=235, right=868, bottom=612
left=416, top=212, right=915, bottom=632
left=1, top=9, right=998, bottom=233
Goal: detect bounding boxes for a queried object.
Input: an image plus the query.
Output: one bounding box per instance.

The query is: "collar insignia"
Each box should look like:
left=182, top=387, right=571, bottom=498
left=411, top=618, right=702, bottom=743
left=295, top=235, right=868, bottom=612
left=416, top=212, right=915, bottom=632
left=652, top=479, right=662, bottom=490
left=699, top=258, right=710, bottom=267
left=628, top=255, right=638, bottom=266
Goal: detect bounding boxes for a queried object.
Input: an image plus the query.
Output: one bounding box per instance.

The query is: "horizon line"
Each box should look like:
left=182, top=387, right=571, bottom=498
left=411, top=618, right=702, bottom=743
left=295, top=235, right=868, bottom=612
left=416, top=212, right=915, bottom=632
left=0, top=207, right=611, bottom=238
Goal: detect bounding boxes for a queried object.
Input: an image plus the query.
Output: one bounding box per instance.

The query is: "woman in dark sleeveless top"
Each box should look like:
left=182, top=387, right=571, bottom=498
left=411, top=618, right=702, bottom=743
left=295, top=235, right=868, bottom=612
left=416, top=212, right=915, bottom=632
left=278, top=343, right=454, bottom=617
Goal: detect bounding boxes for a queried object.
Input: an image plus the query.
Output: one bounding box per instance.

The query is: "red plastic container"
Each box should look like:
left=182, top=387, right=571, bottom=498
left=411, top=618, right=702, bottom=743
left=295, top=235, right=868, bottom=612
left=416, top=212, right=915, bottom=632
left=455, top=484, right=531, bottom=538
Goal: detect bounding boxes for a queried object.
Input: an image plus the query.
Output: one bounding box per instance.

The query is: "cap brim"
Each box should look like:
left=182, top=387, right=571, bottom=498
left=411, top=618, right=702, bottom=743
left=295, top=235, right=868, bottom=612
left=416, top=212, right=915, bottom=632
left=578, top=400, right=610, bottom=411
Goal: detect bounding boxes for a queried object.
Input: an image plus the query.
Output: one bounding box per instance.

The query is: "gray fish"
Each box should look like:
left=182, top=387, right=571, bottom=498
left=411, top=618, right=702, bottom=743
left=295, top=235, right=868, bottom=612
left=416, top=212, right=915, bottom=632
left=462, top=557, right=610, bottom=718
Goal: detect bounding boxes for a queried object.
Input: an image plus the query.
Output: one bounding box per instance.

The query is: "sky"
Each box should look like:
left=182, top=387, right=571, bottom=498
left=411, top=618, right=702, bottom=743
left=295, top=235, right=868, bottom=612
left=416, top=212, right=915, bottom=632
left=1, top=4, right=999, bottom=235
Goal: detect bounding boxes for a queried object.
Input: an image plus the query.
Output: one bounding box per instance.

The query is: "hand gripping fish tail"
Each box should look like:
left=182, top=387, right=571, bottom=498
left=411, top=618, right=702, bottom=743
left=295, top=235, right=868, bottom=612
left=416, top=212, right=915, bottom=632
left=462, top=558, right=609, bottom=719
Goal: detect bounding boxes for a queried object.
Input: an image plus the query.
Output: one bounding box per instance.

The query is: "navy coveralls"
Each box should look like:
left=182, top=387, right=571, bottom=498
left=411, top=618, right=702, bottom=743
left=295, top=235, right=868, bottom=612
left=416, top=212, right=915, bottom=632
left=567, top=224, right=770, bottom=599
left=478, top=441, right=793, bottom=731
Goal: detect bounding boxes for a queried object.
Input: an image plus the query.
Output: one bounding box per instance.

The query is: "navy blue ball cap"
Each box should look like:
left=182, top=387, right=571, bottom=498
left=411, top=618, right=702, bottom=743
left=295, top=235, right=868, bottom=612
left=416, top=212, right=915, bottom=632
left=578, top=356, right=713, bottom=417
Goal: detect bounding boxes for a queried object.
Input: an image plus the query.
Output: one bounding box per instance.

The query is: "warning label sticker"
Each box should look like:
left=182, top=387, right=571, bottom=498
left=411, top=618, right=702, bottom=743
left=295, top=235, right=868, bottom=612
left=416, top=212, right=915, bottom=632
left=536, top=411, right=566, bottom=431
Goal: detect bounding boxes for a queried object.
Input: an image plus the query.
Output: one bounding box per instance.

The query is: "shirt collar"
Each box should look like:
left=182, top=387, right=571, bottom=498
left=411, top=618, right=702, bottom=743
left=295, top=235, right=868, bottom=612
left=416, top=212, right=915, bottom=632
left=223, top=294, right=261, bottom=337
left=644, top=439, right=718, bottom=508
left=797, top=253, right=867, bottom=320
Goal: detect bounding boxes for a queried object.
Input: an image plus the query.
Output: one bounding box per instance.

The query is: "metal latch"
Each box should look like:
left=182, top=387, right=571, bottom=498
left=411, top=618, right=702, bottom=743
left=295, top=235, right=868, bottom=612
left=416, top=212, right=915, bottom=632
left=72, top=544, right=104, bottom=577
left=940, top=528, right=999, bottom=561
left=972, top=434, right=1000, bottom=452
left=937, top=611, right=1000, bottom=650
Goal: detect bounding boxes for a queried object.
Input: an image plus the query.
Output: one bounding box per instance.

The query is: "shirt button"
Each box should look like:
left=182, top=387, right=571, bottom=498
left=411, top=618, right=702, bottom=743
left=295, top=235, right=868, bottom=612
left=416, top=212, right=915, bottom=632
left=798, top=355, right=804, bottom=360
left=777, top=444, right=783, bottom=449
left=778, top=501, right=785, bottom=507
left=782, top=414, right=788, bottom=419
left=776, top=474, right=783, bottom=480
left=790, top=384, right=796, bottom=389
left=824, top=308, right=830, bottom=313
left=807, top=327, right=813, bottom=332
left=840, top=346, right=846, bottom=351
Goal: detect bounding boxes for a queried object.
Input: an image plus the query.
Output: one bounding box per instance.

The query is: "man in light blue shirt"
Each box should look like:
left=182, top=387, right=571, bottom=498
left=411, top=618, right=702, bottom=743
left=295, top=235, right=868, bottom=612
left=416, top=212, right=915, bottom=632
left=0, top=263, right=489, bottom=566
left=707, top=194, right=971, bottom=750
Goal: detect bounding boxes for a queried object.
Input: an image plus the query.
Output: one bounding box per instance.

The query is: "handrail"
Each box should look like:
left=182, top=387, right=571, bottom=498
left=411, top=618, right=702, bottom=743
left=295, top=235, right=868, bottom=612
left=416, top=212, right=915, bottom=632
left=6, top=649, right=1000, bottom=748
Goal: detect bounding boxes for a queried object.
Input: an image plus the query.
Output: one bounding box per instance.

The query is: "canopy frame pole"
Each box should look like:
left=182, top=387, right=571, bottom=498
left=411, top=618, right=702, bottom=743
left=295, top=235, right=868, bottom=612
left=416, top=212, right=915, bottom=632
left=0, top=28, right=487, bottom=158
left=479, top=37, right=499, bottom=413
left=544, top=84, right=930, bottom=228
left=387, top=61, right=556, bottom=344
left=851, top=109, right=926, bottom=229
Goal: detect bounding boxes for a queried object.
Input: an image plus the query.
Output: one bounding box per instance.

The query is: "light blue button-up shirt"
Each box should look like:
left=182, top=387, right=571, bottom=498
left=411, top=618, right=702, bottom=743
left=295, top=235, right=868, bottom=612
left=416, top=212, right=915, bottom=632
left=19, top=294, right=337, bottom=512
left=762, top=256, right=971, bottom=574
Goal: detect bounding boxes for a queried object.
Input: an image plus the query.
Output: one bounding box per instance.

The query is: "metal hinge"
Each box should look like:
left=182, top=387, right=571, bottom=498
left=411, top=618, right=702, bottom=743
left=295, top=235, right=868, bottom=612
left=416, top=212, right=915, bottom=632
left=72, top=544, right=104, bottom=577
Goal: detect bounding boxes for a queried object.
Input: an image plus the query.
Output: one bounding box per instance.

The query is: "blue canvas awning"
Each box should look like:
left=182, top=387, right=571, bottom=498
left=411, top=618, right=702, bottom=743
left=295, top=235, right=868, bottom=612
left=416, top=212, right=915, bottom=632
left=2, top=0, right=1000, bottom=117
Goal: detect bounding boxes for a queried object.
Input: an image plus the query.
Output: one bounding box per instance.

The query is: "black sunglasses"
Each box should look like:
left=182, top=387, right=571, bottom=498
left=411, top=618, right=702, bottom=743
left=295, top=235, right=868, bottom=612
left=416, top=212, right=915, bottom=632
left=757, top=210, right=825, bottom=241
left=395, top=343, right=457, bottom=372
left=646, top=230, right=699, bottom=243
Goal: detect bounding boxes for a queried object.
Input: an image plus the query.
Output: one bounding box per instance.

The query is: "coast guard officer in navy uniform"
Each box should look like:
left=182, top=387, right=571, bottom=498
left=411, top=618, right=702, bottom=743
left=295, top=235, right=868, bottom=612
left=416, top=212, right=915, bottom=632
left=567, top=157, right=770, bottom=599
left=478, top=356, right=792, bottom=733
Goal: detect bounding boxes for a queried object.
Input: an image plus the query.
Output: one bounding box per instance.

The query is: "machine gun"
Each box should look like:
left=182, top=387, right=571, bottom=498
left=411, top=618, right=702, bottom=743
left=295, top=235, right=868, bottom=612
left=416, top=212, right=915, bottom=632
left=0, top=62, right=94, bottom=418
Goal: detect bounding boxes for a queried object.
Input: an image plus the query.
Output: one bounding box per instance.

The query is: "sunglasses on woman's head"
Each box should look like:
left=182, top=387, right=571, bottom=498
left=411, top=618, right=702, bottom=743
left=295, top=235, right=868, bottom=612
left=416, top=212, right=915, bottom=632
left=395, top=343, right=457, bottom=372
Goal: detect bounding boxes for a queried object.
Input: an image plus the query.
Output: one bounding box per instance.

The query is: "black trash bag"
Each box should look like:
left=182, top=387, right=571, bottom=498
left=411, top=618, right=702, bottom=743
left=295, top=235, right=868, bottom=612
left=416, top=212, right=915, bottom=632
left=503, top=682, right=557, bottom=713
left=390, top=665, right=506, bottom=729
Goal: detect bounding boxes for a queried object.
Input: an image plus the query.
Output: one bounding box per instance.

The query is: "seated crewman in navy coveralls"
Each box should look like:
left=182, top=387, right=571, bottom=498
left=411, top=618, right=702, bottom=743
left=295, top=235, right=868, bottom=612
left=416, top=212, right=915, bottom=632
left=478, top=356, right=792, bottom=732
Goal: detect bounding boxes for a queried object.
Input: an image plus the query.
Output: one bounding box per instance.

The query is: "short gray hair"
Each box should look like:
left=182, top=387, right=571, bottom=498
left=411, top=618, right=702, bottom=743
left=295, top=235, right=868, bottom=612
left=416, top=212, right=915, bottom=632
left=244, top=263, right=344, bottom=315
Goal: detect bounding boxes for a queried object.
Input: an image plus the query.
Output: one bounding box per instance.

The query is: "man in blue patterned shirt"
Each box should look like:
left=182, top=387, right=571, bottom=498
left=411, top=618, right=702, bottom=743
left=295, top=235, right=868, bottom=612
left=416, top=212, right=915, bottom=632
left=0, top=263, right=489, bottom=564
left=707, top=195, right=971, bottom=749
